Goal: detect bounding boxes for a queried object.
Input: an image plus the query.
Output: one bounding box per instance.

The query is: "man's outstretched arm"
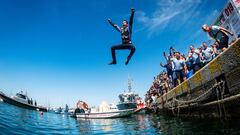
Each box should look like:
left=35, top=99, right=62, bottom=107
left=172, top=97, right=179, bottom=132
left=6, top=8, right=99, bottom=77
left=219, top=26, right=234, bottom=36
left=108, top=19, right=121, bottom=32
left=129, top=8, right=135, bottom=35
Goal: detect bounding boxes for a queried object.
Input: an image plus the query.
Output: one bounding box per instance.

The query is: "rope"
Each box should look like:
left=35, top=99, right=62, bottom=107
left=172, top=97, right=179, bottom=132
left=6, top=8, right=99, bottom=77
left=171, top=100, right=176, bottom=116
left=165, top=81, right=225, bottom=117
left=219, top=81, right=227, bottom=119
left=216, top=84, right=222, bottom=118
left=177, top=102, right=180, bottom=117
left=221, top=82, right=227, bottom=119
left=173, top=81, right=224, bottom=106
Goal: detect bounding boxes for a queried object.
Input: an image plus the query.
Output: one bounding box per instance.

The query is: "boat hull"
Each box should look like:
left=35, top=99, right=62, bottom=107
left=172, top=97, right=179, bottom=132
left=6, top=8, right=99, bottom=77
left=0, top=92, right=47, bottom=112
left=117, top=102, right=137, bottom=110
left=75, top=109, right=134, bottom=119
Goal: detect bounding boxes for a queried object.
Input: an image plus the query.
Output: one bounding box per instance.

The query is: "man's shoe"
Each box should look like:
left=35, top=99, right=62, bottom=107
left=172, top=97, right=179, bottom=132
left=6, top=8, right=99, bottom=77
left=108, top=61, right=116, bottom=65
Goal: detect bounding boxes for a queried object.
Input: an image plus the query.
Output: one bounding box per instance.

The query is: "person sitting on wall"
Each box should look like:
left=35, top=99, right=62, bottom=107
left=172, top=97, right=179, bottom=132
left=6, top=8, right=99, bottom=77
left=202, top=24, right=234, bottom=52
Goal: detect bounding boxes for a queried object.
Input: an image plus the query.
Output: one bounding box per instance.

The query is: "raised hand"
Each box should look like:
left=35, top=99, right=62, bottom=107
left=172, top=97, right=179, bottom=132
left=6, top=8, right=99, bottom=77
left=160, top=62, right=163, bottom=67
left=163, top=52, right=166, bottom=57
left=131, top=7, right=135, bottom=12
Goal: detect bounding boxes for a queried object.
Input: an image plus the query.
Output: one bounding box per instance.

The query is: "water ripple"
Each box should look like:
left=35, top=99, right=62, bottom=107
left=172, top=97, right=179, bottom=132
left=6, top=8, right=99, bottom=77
left=1, top=103, right=240, bottom=135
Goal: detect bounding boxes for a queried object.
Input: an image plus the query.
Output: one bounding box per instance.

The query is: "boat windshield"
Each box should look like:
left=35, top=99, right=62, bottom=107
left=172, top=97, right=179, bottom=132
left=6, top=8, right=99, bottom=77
left=119, top=94, right=137, bottom=103
left=16, top=93, right=27, bottom=100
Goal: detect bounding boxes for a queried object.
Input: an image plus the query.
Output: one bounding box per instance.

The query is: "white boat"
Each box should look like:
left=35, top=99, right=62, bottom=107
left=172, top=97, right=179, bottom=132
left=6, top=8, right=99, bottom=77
left=0, top=91, right=47, bottom=112
left=75, top=108, right=134, bottom=119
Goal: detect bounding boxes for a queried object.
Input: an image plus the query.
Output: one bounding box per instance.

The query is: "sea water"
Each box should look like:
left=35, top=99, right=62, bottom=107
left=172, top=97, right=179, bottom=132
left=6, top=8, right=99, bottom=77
left=0, top=102, right=240, bottom=135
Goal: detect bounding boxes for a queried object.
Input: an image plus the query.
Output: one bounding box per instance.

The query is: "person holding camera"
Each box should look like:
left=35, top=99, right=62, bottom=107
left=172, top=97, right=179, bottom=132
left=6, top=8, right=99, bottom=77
left=160, top=51, right=173, bottom=80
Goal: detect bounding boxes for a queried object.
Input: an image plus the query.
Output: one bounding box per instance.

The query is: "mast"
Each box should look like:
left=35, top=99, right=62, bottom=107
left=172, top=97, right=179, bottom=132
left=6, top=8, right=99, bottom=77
left=128, top=76, right=133, bottom=92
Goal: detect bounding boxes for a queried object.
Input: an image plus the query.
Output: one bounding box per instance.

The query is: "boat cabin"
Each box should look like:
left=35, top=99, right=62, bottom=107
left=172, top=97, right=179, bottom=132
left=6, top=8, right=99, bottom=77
left=119, top=92, right=140, bottom=103
left=16, top=93, right=27, bottom=100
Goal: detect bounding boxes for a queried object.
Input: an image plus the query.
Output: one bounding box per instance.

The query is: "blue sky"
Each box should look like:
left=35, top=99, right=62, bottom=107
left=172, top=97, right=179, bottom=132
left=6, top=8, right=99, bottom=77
left=0, top=0, right=228, bottom=108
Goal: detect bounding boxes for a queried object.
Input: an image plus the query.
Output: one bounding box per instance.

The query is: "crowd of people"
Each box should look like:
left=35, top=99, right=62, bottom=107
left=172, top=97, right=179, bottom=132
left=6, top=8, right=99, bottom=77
left=145, top=24, right=239, bottom=107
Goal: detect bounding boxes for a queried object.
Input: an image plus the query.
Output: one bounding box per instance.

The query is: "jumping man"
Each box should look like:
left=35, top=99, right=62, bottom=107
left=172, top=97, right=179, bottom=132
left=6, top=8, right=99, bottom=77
left=108, top=8, right=136, bottom=65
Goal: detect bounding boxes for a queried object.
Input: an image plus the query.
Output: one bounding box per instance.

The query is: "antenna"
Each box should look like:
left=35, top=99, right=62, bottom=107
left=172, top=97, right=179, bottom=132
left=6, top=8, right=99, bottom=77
left=128, top=75, right=133, bottom=92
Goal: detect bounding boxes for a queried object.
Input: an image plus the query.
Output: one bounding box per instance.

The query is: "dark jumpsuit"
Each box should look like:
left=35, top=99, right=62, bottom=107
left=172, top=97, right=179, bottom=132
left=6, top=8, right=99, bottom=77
left=108, top=10, right=136, bottom=64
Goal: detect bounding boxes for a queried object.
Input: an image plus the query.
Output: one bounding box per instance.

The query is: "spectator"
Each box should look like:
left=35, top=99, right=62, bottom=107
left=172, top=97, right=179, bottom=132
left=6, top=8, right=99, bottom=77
left=187, top=45, right=201, bottom=73
left=162, top=72, right=171, bottom=93
left=201, top=42, right=214, bottom=65
left=161, top=51, right=173, bottom=78
left=198, top=46, right=205, bottom=68
left=185, top=53, right=194, bottom=79
left=160, top=61, right=173, bottom=80
left=170, top=52, right=186, bottom=87
left=145, top=25, right=238, bottom=107
left=202, top=24, right=234, bottom=51
left=210, top=44, right=218, bottom=58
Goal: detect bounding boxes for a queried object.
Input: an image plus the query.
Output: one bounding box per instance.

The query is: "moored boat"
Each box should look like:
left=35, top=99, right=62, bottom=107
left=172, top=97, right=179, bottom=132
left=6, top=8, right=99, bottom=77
left=0, top=91, right=47, bottom=112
